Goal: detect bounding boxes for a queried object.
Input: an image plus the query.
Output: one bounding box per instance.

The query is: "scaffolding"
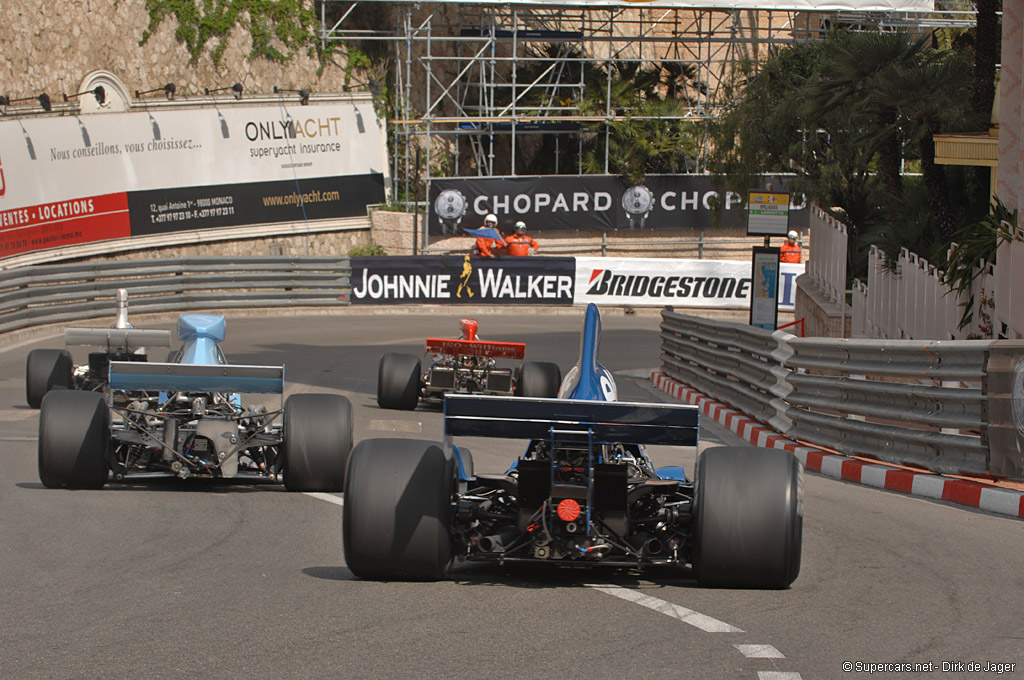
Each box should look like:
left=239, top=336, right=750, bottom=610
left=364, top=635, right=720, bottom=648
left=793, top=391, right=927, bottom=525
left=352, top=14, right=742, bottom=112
left=320, top=1, right=977, bottom=204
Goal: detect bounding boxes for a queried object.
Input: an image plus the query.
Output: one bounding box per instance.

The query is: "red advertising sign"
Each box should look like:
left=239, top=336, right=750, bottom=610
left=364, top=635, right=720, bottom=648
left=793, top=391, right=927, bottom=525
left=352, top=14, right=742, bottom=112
left=0, top=192, right=130, bottom=257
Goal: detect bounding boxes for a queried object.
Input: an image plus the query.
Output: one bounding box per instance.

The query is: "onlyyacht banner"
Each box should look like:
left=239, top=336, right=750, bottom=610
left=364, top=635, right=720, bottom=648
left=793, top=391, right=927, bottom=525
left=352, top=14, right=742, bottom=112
left=0, top=100, right=385, bottom=257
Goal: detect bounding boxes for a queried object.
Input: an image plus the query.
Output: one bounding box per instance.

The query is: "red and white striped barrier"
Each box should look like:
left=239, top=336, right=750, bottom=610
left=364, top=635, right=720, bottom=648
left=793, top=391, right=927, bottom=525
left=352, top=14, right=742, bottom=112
left=650, top=371, right=1024, bottom=520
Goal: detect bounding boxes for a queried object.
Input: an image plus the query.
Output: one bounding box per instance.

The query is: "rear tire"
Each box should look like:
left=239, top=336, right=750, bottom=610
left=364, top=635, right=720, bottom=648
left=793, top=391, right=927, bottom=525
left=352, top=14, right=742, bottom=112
left=282, top=393, right=353, bottom=492
left=377, top=353, right=421, bottom=410
left=343, top=438, right=454, bottom=580
left=26, top=349, right=74, bottom=409
left=38, top=391, right=110, bottom=489
left=692, top=447, right=803, bottom=589
left=516, top=361, right=561, bottom=398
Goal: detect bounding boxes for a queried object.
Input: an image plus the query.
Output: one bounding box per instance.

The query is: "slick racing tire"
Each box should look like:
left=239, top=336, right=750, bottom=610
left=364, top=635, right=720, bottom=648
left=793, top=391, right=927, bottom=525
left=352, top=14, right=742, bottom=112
left=38, top=391, right=110, bottom=489
left=377, top=353, right=421, bottom=410
left=26, top=349, right=74, bottom=409
left=516, top=361, right=561, bottom=398
left=692, top=446, right=803, bottom=589
left=282, top=393, right=353, bottom=492
left=343, top=438, right=455, bottom=581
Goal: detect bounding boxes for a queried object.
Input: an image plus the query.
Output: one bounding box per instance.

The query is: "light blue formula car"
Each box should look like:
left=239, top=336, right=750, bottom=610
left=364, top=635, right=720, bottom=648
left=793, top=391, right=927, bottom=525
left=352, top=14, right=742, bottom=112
left=38, top=313, right=351, bottom=492
left=343, top=303, right=803, bottom=588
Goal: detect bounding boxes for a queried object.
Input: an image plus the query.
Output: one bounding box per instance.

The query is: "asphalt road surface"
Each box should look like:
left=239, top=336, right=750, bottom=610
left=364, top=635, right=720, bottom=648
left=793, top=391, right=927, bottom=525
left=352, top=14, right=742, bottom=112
left=1, top=309, right=1021, bottom=680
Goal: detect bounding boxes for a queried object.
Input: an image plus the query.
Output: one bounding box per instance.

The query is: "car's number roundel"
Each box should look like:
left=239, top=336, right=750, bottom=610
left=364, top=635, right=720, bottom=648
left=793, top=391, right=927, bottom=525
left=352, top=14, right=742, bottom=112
left=600, top=373, right=617, bottom=401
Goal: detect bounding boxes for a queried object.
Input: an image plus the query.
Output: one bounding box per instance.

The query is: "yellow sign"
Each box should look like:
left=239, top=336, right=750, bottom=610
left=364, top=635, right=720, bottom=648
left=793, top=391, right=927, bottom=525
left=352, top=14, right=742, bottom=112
left=747, top=191, right=791, bottom=236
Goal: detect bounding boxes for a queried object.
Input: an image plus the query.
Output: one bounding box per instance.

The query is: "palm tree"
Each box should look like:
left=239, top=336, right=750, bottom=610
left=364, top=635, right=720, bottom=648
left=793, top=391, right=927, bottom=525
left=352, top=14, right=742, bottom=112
left=873, top=50, right=977, bottom=240
left=803, top=30, right=931, bottom=201
left=972, top=0, right=1001, bottom=119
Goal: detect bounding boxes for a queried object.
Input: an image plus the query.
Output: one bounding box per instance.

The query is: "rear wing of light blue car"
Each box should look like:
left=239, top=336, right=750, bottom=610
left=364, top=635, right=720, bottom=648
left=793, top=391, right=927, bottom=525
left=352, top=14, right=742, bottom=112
left=65, top=328, right=172, bottom=352
left=443, top=393, right=699, bottom=447
left=108, top=361, right=285, bottom=395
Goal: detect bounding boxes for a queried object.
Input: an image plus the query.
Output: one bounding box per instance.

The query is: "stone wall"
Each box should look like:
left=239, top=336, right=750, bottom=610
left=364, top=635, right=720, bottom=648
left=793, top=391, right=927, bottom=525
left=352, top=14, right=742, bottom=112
left=89, top=229, right=371, bottom=263
left=0, top=1, right=350, bottom=103
left=794, top=273, right=851, bottom=338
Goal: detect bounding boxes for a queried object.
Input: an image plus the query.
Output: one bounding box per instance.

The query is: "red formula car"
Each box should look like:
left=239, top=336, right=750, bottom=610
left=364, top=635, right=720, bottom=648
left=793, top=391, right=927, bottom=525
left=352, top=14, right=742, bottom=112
left=376, top=319, right=561, bottom=410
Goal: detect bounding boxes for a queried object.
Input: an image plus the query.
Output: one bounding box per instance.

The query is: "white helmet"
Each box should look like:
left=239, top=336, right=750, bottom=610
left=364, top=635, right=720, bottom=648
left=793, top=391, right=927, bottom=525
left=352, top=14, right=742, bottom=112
left=787, top=230, right=798, bottom=240
left=514, top=221, right=526, bottom=232
left=484, top=214, right=498, bottom=224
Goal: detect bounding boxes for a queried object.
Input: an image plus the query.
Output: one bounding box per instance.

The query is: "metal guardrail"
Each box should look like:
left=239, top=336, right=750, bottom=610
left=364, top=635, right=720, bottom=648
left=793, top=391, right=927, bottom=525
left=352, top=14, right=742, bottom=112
left=659, top=309, right=1023, bottom=481
left=421, top=236, right=781, bottom=259
left=0, top=256, right=352, bottom=335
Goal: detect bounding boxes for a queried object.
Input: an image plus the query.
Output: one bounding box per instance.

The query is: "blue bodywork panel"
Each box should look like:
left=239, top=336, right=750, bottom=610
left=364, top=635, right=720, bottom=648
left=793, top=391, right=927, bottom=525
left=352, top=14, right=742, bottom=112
left=655, top=466, right=688, bottom=482
left=558, top=303, right=617, bottom=401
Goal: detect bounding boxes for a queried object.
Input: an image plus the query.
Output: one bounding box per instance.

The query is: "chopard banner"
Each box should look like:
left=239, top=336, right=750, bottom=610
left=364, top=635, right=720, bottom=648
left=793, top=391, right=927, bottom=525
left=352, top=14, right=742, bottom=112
left=429, top=174, right=808, bottom=235
left=574, top=257, right=805, bottom=309
left=349, top=255, right=576, bottom=305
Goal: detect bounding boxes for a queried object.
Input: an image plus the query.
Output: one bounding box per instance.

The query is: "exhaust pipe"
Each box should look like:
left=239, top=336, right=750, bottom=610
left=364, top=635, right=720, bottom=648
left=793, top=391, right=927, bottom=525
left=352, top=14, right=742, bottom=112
left=478, top=529, right=519, bottom=553
left=628, top=533, right=665, bottom=557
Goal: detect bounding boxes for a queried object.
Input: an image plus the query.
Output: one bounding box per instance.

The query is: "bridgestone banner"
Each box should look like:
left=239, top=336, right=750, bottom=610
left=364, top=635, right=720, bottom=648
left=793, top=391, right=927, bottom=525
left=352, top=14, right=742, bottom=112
left=349, top=255, right=576, bottom=305
left=0, top=100, right=386, bottom=257
left=428, top=175, right=807, bottom=236
left=574, top=257, right=804, bottom=309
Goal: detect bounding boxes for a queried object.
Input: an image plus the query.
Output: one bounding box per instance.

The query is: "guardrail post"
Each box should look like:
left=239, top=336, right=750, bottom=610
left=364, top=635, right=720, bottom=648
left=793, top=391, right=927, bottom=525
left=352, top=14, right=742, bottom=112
left=983, top=341, right=1024, bottom=478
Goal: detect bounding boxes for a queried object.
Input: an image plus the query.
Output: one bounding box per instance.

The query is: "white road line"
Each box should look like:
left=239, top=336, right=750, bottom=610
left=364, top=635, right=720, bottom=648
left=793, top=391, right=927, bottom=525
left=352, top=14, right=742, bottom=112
left=367, top=419, right=423, bottom=433
left=735, top=644, right=785, bottom=659
left=304, top=492, right=344, bottom=506
left=584, top=584, right=743, bottom=633
left=0, top=410, right=37, bottom=421
left=757, top=673, right=802, bottom=680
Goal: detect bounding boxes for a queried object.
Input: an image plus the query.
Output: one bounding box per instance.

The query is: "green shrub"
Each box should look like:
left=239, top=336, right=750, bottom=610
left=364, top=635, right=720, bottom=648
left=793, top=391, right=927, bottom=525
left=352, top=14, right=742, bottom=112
left=349, top=244, right=388, bottom=257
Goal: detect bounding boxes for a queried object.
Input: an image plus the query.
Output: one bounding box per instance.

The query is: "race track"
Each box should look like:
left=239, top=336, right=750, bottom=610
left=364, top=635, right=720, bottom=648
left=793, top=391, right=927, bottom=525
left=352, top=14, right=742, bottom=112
left=1, top=310, right=1021, bottom=680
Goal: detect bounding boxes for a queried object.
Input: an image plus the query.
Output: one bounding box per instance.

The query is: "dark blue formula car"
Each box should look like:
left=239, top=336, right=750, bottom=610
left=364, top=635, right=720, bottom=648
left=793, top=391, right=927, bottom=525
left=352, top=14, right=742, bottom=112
left=343, top=304, right=803, bottom=588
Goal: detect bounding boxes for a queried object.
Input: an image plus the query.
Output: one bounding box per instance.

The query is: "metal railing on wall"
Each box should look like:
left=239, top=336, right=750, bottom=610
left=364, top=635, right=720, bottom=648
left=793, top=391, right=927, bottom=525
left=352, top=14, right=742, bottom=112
left=421, top=234, right=781, bottom=259
left=659, top=308, right=1023, bottom=481
left=0, top=257, right=352, bottom=335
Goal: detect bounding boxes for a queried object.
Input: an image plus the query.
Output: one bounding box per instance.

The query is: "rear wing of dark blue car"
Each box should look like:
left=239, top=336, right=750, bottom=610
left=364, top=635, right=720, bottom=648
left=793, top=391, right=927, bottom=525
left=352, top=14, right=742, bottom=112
left=444, top=394, right=698, bottom=446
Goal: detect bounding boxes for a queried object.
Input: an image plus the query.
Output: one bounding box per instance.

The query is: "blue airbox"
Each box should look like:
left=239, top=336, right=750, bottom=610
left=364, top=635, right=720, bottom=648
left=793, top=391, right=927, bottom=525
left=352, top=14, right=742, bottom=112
left=177, top=314, right=226, bottom=343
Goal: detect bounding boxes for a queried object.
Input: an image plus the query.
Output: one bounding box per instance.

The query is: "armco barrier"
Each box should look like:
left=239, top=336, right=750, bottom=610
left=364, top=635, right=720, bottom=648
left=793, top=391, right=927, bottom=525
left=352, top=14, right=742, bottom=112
left=0, top=256, right=351, bottom=334
left=660, top=309, right=1024, bottom=481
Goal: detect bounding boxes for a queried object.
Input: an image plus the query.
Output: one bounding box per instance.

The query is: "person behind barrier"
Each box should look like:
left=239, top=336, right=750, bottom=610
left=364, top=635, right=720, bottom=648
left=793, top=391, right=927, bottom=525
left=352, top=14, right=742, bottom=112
left=505, top=221, right=540, bottom=257
left=781, top=229, right=802, bottom=263
left=474, top=214, right=506, bottom=259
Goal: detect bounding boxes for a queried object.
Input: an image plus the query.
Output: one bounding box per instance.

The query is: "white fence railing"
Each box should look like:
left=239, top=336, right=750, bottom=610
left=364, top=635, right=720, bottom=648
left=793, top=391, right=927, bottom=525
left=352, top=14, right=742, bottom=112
left=820, top=213, right=1024, bottom=340
left=991, top=235, right=1024, bottom=339
left=806, top=205, right=848, bottom=306
left=853, top=246, right=978, bottom=340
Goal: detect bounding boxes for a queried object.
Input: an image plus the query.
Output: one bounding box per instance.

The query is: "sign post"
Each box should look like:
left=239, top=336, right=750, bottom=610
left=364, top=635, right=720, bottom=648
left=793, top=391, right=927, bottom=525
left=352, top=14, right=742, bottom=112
left=750, top=246, right=781, bottom=330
